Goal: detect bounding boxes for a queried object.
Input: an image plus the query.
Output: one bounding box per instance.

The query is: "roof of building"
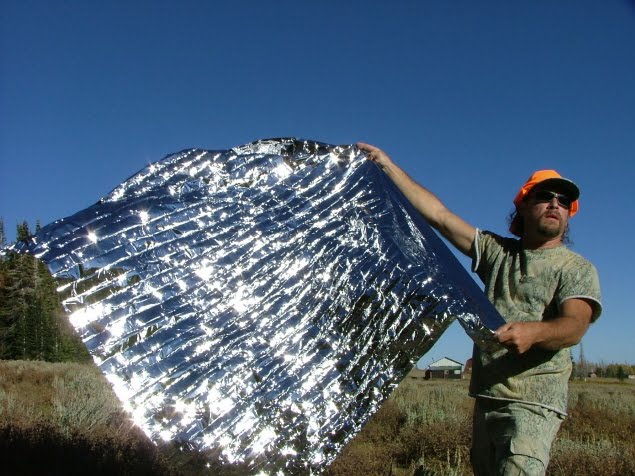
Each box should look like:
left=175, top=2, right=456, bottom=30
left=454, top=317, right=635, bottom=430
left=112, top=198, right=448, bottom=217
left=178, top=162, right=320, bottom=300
left=428, top=357, right=463, bottom=370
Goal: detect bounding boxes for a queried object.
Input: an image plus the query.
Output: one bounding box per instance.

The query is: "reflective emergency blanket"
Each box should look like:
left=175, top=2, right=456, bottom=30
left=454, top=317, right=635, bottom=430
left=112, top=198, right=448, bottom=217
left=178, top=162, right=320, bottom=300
left=18, top=138, right=503, bottom=474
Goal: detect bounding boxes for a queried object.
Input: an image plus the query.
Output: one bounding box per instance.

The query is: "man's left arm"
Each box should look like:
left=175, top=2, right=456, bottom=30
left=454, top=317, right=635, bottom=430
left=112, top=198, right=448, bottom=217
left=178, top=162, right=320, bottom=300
left=495, top=298, right=594, bottom=354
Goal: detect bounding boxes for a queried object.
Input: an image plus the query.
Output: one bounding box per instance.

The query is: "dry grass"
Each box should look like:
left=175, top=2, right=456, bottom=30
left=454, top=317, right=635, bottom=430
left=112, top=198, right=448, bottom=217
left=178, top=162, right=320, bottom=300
left=1, top=360, right=633, bottom=475
left=0, top=360, right=176, bottom=475
left=548, top=380, right=635, bottom=476
left=327, top=376, right=635, bottom=476
left=326, top=378, right=473, bottom=476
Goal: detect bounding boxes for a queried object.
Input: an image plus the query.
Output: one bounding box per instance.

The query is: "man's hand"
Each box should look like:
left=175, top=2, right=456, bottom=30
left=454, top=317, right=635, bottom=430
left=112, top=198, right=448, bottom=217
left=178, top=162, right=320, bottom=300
left=356, top=142, right=393, bottom=170
left=494, top=298, right=594, bottom=354
left=495, top=322, right=542, bottom=354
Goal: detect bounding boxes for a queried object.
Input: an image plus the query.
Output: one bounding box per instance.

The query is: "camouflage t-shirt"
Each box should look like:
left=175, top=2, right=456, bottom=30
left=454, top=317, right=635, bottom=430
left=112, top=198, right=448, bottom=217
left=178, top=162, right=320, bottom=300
left=469, top=230, right=602, bottom=416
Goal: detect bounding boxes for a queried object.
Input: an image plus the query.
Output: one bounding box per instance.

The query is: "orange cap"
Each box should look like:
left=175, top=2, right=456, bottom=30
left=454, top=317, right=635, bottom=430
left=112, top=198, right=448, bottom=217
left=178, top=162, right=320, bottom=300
left=513, top=169, right=580, bottom=217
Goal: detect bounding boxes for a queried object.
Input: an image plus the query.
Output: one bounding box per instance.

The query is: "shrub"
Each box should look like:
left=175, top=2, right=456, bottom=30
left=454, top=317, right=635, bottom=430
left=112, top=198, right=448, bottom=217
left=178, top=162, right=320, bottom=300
left=1, top=360, right=633, bottom=475
left=327, top=375, right=635, bottom=476
left=0, top=360, right=175, bottom=475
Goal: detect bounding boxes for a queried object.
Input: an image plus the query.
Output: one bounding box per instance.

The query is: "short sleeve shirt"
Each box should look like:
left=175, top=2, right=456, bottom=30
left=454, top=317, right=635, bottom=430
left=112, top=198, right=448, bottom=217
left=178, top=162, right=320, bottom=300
left=469, top=230, right=602, bottom=415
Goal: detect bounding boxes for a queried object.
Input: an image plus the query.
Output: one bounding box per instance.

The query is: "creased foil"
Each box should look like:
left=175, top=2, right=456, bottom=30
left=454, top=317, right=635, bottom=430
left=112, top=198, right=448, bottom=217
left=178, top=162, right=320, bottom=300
left=16, top=138, right=504, bottom=474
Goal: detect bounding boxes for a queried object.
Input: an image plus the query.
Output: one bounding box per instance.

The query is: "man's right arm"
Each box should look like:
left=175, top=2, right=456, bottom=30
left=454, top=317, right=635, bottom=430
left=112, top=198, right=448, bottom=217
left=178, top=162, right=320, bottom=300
left=357, top=142, right=476, bottom=257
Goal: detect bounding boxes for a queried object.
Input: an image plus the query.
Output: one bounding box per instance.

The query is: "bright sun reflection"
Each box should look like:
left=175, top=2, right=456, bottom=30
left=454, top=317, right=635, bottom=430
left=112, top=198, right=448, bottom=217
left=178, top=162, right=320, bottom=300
left=273, top=162, right=292, bottom=179
left=69, top=302, right=110, bottom=328
left=195, top=263, right=214, bottom=281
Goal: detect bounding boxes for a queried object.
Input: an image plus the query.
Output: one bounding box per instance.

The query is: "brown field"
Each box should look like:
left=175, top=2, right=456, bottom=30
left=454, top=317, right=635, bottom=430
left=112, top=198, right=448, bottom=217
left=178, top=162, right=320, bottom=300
left=0, top=360, right=177, bottom=475
left=327, top=375, right=635, bottom=476
left=1, top=360, right=634, bottom=475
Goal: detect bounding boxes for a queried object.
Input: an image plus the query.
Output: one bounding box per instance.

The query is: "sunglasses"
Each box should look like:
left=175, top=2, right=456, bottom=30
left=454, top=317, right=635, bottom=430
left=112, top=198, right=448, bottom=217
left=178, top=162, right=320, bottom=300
left=531, top=190, right=573, bottom=209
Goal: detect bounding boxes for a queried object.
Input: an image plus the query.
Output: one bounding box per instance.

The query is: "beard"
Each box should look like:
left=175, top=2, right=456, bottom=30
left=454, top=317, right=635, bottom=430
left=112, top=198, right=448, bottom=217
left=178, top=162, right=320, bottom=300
left=536, top=215, right=563, bottom=239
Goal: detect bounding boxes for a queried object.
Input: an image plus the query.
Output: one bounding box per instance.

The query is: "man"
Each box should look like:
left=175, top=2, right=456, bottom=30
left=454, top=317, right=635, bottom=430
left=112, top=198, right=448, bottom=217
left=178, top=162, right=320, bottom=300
left=356, top=142, right=602, bottom=476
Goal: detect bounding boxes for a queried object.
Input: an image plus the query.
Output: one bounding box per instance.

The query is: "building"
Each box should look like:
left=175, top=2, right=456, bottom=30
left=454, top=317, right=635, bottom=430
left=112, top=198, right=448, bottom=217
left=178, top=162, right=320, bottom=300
left=426, top=357, right=464, bottom=379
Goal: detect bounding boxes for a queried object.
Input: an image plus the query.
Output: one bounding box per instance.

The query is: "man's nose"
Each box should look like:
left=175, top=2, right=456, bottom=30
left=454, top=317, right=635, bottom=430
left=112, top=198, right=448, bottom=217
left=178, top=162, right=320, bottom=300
left=548, top=197, right=560, bottom=208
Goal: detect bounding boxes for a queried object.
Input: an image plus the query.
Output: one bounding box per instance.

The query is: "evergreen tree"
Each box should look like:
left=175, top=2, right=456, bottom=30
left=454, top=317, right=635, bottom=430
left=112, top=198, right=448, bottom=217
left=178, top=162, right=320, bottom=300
left=0, top=251, right=91, bottom=363
left=17, top=221, right=31, bottom=242
left=577, top=342, right=588, bottom=379
left=0, top=218, right=5, bottom=247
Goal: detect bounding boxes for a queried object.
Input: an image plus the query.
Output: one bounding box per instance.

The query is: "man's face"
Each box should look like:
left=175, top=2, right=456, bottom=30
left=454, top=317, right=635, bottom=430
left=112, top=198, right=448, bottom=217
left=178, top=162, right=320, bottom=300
left=520, top=187, right=572, bottom=240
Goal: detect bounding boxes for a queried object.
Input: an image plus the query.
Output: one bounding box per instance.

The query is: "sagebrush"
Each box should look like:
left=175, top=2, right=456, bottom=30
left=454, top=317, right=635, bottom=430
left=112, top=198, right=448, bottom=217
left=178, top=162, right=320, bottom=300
left=1, top=361, right=633, bottom=475
left=326, top=377, right=635, bottom=476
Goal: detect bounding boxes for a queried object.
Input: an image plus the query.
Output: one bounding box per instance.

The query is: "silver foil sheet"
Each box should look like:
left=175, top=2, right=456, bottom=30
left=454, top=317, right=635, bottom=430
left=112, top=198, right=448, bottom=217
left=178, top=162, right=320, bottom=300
left=17, top=138, right=504, bottom=474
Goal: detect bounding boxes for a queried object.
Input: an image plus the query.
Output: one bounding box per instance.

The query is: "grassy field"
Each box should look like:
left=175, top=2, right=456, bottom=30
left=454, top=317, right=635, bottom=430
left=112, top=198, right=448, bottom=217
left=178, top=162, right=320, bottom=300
left=327, top=376, right=635, bottom=476
left=0, top=360, right=177, bottom=475
left=1, top=360, right=634, bottom=475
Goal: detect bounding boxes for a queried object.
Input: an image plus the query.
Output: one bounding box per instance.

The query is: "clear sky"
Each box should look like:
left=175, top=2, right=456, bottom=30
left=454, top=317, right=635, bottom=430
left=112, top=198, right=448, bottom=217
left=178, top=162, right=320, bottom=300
left=1, top=1, right=634, bottom=365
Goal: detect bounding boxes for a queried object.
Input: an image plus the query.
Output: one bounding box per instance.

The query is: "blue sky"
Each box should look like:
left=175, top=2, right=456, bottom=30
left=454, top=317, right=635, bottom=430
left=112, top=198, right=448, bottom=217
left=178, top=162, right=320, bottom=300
left=1, top=1, right=634, bottom=365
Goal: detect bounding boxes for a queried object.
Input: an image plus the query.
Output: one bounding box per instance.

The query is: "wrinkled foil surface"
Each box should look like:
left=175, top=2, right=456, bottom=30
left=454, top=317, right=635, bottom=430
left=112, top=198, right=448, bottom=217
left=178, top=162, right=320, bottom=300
left=18, top=139, right=504, bottom=474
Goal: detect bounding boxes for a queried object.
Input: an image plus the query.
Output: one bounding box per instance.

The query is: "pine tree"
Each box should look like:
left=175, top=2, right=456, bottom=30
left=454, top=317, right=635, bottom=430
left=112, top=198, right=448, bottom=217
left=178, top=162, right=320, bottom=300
left=0, top=218, right=5, bottom=247
left=17, top=221, right=31, bottom=242
left=577, top=342, right=588, bottom=379
left=0, top=251, right=91, bottom=362
left=2, top=253, right=29, bottom=359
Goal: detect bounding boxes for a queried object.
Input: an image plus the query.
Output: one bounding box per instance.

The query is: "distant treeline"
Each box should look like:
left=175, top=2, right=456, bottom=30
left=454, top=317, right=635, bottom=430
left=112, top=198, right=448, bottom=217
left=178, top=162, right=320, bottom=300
left=587, top=363, right=635, bottom=379
left=0, top=219, right=90, bottom=363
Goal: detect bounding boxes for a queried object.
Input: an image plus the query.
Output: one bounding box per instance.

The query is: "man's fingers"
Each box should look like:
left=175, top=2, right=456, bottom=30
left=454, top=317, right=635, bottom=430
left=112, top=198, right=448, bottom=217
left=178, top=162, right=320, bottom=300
left=357, top=143, right=385, bottom=164
left=356, top=141, right=375, bottom=152
left=494, top=323, right=511, bottom=337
